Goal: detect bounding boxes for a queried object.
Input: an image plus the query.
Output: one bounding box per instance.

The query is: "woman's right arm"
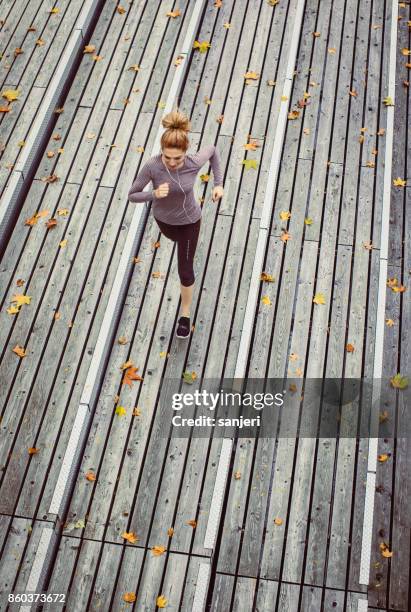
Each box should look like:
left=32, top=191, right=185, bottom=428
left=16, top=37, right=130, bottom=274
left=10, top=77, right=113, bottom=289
left=128, top=159, right=156, bottom=202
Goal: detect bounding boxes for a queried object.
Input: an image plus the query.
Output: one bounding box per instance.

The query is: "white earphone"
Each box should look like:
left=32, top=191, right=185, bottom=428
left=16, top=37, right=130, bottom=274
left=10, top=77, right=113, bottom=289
left=162, top=155, right=191, bottom=222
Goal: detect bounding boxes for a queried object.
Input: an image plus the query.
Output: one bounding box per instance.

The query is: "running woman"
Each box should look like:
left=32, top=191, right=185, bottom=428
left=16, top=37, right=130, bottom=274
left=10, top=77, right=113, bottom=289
left=128, top=108, right=224, bottom=338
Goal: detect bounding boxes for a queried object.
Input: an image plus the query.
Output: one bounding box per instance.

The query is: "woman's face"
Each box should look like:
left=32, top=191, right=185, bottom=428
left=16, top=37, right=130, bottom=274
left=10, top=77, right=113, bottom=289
left=162, top=147, right=186, bottom=170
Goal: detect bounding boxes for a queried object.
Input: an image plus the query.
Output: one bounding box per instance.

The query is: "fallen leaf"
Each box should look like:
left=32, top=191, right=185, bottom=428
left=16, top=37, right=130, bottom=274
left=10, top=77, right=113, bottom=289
left=123, top=592, right=136, bottom=603
left=261, top=295, right=271, bottom=306
left=151, top=545, right=166, bottom=556
left=313, top=293, right=326, bottom=305
left=156, top=595, right=168, bottom=608
left=122, top=531, right=138, bottom=544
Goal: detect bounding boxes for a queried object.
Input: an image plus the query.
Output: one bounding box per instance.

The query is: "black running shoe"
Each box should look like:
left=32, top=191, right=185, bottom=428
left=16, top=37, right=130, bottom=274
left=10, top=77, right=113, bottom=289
left=176, top=316, right=191, bottom=338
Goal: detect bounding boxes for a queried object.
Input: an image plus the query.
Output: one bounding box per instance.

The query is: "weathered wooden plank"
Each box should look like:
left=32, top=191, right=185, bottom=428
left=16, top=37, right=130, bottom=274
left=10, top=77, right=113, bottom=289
left=277, top=582, right=300, bottom=611
left=232, top=576, right=256, bottom=611
left=255, top=579, right=279, bottom=611
left=42, top=535, right=82, bottom=611
left=210, top=573, right=234, bottom=611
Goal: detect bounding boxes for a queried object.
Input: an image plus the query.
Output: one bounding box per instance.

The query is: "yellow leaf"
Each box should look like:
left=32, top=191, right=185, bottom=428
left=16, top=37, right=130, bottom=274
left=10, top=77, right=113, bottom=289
left=260, top=272, right=274, bottom=282
left=167, top=528, right=174, bottom=537
left=385, top=318, right=394, bottom=327
left=313, top=293, right=325, bottom=305
left=59, top=239, right=67, bottom=248
left=274, top=518, right=283, bottom=525
left=2, top=89, right=20, bottom=102
left=377, top=453, right=389, bottom=462
left=242, top=158, right=258, bottom=170
left=261, top=295, right=271, bottom=306
left=152, top=545, right=166, bottom=556
left=83, top=45, right=96, bottom=53
left=11, top=293, right=31, bottom=306
left=167, top=9, right=181, bottom=18
left=383, top=96, right=394, bottom=106
left=279, top=210, right=291, bottom=220
left=393, top=177, right=406, bottom=187
left=244, top=71, right=260, bottom=80
left=193, top=40, right=211, bottom=53
left=390, top=373, right=408, bottom=389
left=123, top=592, right=136, bottom=603
left=13, top=345, right=27, bottom=358
left=304, top=217, right=313, bottom=224
left=115, top=405, right=127, bottom=416
left=6, top=305, right=21, bottom=315
left=49, top=7, right=59, bottom=14
left=117, top=6, right=126, bottom=15
left=122, top=531, right=138, bottom=543
left=156, top=595, right=168, bottom=608
left=401, top=48, right=411, bottom=55
left=288, top=110, right=300, bottom=120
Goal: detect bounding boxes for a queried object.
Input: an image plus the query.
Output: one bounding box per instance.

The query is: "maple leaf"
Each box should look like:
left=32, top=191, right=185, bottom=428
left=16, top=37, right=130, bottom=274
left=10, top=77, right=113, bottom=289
left=123, top=592, right=136, bottom=603
left=346, top=343, right=355, bottom=352
left=377, top=453, right=389, bottom=462
left=280, top=231, right=290, bottom=242
left=156, top=595, right=168, bottom=608
left=304, top=217, right=313, bottom=225
left=383, top=96, right=394, bottom=106
left=182, top=371, right=197, bottom=384
left=167, top=9, right=181, bottom=17
left=13, top=344, right=26, bottom=357
left=393, top=177, right=406, bottom=187
left=85, top=471, right=96, bottom=481
left=122, top=531, right=138, bottom=544
left=261, top=295, right=271, bottom=306
left=385, top=318, right=394, bottom=327
left=244, top=71, right=260, bottom=80
left=242, top=159, right=258, bottom=170
left=289, top=353, right=298, bottom=361
left=115, top=405, right=127, bottom=416
left=36, top=38, right=45, bottom=46
left=11, top=294, right=31, bottom=306
left=244, top=141, right=259, bottom=150
left=390, top=373, right=408, bottom=389
left=122, top=366, right=143, bottom=386
left=193, top=40, right=211, bottom=53
left=379, top=542, right=393, bottom=558
left=151, top=545, right=166, bottom=556
left=117, top=5, right=126, bottom=14
left=280, top=210, right=291, bottom=220
left=313, top=293, right=325, bottom=305
left=2, top=89, right=20, bottom=102
left=6, top=305, right=21, bottom=315
left=28, top=447, right=39, bottom=455
left=133, top=407, right=142, bottom=416
left=83, top=45, right=96, bottom=53
left=260, top=272, right=274, bottom=282
left=288, top=110, right=300, bottom=119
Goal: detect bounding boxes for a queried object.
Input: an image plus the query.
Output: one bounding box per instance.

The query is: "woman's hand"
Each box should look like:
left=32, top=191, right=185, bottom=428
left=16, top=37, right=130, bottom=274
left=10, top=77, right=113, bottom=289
left=212, top=186, right=224, bottom=201
left=154, top=182, right=169, bottom=198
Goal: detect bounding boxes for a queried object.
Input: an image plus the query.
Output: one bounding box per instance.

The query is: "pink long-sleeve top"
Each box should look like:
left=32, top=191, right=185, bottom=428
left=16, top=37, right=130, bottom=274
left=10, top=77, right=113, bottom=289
left=127, top=144, right=223, bottom=225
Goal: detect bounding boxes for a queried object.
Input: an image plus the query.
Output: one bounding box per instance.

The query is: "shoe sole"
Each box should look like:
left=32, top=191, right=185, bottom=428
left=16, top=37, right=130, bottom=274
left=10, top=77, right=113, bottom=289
left=176, top=331, right=190, bottom=338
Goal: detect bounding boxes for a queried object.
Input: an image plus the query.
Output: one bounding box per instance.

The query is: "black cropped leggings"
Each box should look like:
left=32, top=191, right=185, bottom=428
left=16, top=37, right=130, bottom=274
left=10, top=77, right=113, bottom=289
left=154, top=217, right=201, bottom=287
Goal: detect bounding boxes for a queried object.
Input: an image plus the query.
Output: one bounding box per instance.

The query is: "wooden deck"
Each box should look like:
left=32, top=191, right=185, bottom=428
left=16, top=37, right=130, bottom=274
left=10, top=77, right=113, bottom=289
left=0, top=0, right=409, bottom=610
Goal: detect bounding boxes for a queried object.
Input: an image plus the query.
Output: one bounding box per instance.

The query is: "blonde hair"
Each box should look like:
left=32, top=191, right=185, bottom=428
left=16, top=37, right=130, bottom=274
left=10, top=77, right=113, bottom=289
left=160, top=107, right=191, bottom=152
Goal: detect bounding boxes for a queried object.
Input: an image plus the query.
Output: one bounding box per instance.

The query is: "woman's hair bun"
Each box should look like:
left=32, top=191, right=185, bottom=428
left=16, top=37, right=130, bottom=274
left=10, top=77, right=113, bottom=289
left=161, top=107, right=191, bottom=133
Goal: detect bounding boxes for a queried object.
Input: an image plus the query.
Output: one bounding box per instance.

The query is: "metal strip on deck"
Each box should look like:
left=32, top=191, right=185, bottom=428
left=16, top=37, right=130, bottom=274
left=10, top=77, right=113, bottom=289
left=359, top=0, right=398, bottom=588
